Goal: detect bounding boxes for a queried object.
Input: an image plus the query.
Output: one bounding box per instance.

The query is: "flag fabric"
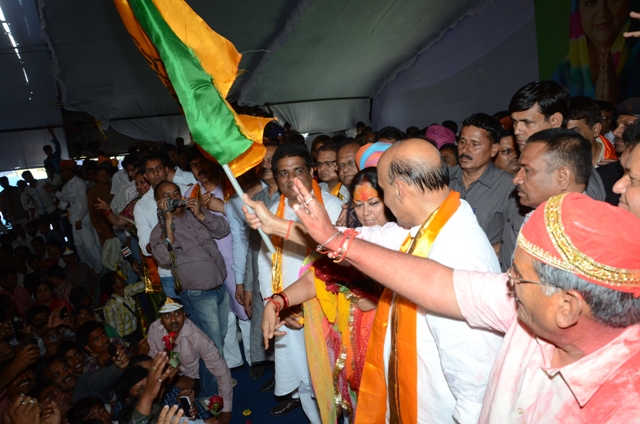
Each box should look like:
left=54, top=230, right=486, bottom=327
left=113, top=0, right=272, bottom=176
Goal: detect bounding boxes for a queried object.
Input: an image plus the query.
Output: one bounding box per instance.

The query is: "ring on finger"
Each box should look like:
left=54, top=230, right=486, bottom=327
left=305, top=197, right=313, bottom=205
left=158, top=378, right=163, bottom=383
left=152, top=366, right=157, bottom=372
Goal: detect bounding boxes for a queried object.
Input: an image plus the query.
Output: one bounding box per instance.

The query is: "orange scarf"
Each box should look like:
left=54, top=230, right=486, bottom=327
left=330, top=182, right=344, bottom=201
left=271, top=180, right=324, bottom=293
left=355, top=191, right=460, bottom=424
left=598, top=134, right=618, bottom=161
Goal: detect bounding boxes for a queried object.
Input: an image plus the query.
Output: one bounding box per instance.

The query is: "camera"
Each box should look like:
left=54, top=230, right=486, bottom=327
left=107, top=343, right=118, bottom=358
left=166, top=198, right=187, bottom=211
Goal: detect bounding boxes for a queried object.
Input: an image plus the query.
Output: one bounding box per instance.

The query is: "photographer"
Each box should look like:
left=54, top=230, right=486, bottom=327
left=149, top=181, right=230, bottom=376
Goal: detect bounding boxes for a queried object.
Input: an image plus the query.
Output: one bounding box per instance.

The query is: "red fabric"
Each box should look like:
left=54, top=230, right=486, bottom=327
left=598, top=135, right=618, bottom=160
left=520, top=193, right=640, bottom=293
left=37, top=296, right=71, bottom=313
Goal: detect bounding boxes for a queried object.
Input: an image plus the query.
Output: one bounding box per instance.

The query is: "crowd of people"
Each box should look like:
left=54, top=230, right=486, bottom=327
left=1, top=75, right=640, bottom=424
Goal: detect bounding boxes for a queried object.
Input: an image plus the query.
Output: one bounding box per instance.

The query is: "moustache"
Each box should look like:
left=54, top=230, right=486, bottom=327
left=458, top=154, right=473, bottom=161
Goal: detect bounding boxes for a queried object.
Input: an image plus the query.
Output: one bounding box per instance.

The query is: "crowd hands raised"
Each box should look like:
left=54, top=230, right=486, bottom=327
left=2, top=69, right=640, bottom=424
left=0, top=136, right=251, bottom=424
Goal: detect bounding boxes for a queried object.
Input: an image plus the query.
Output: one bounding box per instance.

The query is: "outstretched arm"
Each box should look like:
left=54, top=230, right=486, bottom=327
left=95, top=198, right=128, bottom=226
left=262, top=272, right=316, bottom=349
left=290, top=178, right=463, bottom=319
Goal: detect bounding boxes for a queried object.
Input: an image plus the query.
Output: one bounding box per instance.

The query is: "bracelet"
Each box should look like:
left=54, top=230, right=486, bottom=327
left=316, top=230, right=341, bottom=253
left=284, top=220, right=293, bottom=241
left=272, top=292, right=290, bottom=310
left=264, top=297, right=282, bottom=317
left=332, top=229, right=357, bottom=263
left=103, top=208, right=112, bottom=216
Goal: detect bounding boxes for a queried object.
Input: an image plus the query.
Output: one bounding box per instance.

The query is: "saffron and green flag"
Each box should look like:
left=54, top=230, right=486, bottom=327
left=113, top=0, right=272, bottom=176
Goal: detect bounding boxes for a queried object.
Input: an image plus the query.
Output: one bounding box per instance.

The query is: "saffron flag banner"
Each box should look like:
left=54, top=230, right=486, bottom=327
left=113, top=0, right=272, bottom=176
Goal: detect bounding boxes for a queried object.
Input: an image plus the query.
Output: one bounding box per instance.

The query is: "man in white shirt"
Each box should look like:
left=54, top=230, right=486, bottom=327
left=258, top=143, right=342, bottom=423
left=110, top=154, right=141, bottom=214
left=134, top=153, right=190, bottom=299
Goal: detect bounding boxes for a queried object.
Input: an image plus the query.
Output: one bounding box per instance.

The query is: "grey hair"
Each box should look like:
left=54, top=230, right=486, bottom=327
left=536, top=262, right=640, bottom=328
left=387, top=155, right=449, bottom=194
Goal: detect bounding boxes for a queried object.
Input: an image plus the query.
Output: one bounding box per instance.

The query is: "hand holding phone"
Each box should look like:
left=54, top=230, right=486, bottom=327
left=178, top=396, right=196, bottom=420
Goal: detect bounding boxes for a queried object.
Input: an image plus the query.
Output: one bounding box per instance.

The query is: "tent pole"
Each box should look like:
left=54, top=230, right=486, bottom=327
left=221, top=164, right=275, bottom=254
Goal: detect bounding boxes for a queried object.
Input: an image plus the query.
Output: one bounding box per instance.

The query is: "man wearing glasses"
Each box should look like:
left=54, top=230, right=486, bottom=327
left=492, top=131, right=520, bottom=175
left=316, top=142, right=349, bottom=203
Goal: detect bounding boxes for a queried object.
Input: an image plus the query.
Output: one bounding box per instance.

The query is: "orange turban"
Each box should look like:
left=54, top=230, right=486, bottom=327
left=60, top=160, right=78, bottom=170
left=518, top=192, right=640, bottom=295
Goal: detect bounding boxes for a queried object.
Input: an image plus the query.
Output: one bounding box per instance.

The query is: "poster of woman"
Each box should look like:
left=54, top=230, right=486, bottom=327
left=549, top=0, right=640, bottom=104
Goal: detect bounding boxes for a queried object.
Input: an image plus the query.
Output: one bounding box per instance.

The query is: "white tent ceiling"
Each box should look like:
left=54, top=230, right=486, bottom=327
left=0, top=0, right=539, bottom=168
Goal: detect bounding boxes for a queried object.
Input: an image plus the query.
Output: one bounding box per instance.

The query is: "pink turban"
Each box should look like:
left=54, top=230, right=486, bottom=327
left=425, top=125, right=456, bottom=149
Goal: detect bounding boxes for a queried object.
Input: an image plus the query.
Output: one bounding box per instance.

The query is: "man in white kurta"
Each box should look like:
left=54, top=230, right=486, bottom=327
left=349, top=139, right=504, bottom=423
left=258, top=144, right=342, bottom=424
left=354, top=198, right=503, bottom=423
left=55, top=164, right=103, bottom=273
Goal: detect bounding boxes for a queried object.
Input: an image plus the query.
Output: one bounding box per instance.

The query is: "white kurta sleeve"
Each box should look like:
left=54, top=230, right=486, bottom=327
left=134, top=199, right=154, bottom=256
left=71, top=179, right=89, bottom=223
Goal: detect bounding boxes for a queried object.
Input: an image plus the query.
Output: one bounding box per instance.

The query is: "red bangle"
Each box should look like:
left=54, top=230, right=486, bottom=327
left=103, top=208, right=112, bottom=216
left=284, top=220, right=293, bottom=241
left=333, top=229, right=357, bottom=263
left=272, top=292, right=290, bottom=310
left=264, top=297, right=282, bottom=317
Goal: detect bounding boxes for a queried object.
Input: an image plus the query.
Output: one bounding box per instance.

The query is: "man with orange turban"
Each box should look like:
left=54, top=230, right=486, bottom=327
left=289, top=183, right=640, bottom=423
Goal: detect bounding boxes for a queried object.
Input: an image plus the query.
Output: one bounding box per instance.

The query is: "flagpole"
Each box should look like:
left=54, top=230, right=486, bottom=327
left=221, top=164, right=276, bottom=254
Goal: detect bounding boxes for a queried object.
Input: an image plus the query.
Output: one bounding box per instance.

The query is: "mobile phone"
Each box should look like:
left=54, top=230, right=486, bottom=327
left=107, top=343, right=118, bottom=357
left=60, top=307, right=68, bottom=319
left=120, top=246, right=135, bottom=264
left=179, top=396, right=192, bottom=414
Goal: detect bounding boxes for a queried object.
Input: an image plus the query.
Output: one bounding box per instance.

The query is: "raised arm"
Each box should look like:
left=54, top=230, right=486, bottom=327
left=290, top=178, right=463, bottom=319
left=242, top=194, right=317, bottom=248
left=94, top=197, right=129, bottom=226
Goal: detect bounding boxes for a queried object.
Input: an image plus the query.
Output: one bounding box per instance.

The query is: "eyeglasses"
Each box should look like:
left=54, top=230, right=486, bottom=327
left=507, top=267, right=547, bottom=290
left=316, top=160, right=337, bottom=169
left=338, top=160, right=357, bottom=171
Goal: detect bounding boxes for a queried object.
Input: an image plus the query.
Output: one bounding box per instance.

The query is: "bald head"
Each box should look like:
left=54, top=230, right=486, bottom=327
left=154, top=180, right=180, bottom=200
left=379, top=138, right=449, bottom=193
